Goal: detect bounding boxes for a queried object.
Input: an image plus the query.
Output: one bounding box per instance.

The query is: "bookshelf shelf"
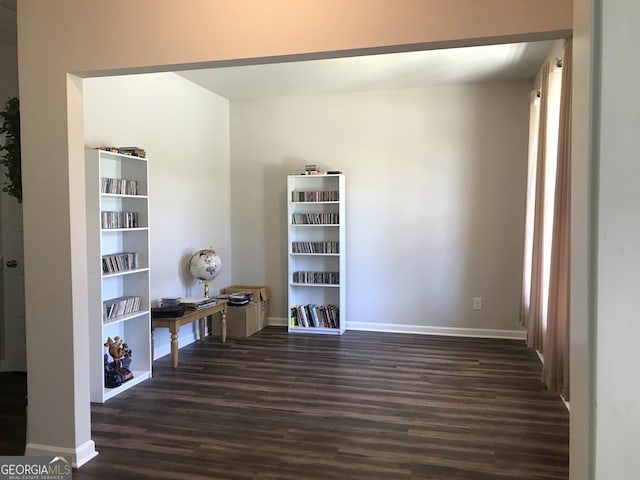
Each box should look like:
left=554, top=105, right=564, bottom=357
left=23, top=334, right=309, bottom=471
left=101, top=193, right=149, bottom=200
left=101, top=227, right=149, bottom=233
left=289, top=326, right=342, bottom=335
left=102, top=309, right=150, bottom=327
left=289, top=253, right=340, bottom=257
left=287, top=174, right=345, bottom=334
left=101, top=371, right=151, bottom=401
left=86, top=148, right=152, bottom=403
left=289, top=224, right=339, bottom=227
left=102, top=267, right=150, bottom=279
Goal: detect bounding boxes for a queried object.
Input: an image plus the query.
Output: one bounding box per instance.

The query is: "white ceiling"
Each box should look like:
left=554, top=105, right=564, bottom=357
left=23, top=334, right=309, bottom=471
left=0, top=0, right=16, bottom=48
left=178, top=40, right=556, bottom=100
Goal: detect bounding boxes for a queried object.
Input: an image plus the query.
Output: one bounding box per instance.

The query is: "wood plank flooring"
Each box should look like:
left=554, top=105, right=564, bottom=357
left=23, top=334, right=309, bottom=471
left=2, top=327, right=569, bottom=479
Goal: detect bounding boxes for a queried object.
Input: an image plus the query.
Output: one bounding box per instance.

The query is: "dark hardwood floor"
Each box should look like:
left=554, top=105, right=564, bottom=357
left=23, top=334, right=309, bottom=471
left=2, top=327, right=569, bottom=479
left=0, top=371, right=27, bottom=455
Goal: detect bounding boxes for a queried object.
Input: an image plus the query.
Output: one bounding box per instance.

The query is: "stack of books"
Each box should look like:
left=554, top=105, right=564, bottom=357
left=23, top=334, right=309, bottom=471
left=228, top=292, right=251, bottom=306
left=161, top=297, right=181, bottom=307
left=179, top=297, right=218, bottom=310
left=99, top=146, right=147, bottom=158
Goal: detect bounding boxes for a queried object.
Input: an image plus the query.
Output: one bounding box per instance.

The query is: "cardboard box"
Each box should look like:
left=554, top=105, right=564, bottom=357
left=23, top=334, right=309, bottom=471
left=212, top=302, right=260, bottom=338
left=221, top=285, right=269, bottom=329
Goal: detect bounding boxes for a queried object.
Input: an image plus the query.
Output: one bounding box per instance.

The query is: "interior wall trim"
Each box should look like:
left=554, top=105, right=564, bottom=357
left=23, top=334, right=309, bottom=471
left=266, top=318, right=526, bottom=340
left=25, top=439, right=98, bottom=468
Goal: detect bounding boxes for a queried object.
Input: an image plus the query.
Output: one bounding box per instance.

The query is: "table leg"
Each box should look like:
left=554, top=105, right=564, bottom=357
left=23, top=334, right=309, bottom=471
left=221, top=310, right=227, bottom=343
left=199, top=316, right=206, bottom=341
left=170, top=326, right=179, bottom=368
left=151, top=327, right=155, bottom=363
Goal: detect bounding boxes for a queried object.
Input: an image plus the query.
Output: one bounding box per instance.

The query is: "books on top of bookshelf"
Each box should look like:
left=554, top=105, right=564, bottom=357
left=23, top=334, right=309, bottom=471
left=98, top=146, right=146, bottom=158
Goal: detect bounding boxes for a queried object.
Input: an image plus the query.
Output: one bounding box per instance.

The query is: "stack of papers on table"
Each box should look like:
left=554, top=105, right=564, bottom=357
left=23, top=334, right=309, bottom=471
left=179, top=297, right=218, bottom=310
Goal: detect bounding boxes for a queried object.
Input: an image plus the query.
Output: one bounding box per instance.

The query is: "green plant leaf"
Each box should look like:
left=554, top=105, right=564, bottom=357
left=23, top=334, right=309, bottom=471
left=0, top=96, right=21, bottom=203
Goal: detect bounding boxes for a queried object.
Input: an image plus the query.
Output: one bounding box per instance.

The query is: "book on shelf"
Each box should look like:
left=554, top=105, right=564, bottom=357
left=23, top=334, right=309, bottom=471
left=101, top=177, right=139, bottom=195
left=101, top=211, right=139, bottom=229
left=102, top=252, right=140, bottom=274
left=291, top=190, right=339, bottom=202
left=290, top=304, right=339, bottom=328
left=291, top=212, right=339, bottom=225
left=103, top=295, right=142, bottom=321
left=291, top=241, right=339, bottom=254
left=292, top=271, right=339, bottom=285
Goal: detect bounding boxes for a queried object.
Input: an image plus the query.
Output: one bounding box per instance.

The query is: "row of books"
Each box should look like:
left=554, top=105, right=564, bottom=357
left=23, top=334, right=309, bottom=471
left=292, top=271, right=339, bottom=285
left=291, top=190, right=339, bottom=202
left=101, top=177, right=140, bottom=195
left=103, top=295, right=141, bottom=321
left=291, top=241, right=339, bottom=254
left=291, top=304, right=339, bottom=328
left=102, top=252, right=140, bottom=274
left=101, top=211, right=139, bottom=229
left=291, top=213, right=339, bottom=225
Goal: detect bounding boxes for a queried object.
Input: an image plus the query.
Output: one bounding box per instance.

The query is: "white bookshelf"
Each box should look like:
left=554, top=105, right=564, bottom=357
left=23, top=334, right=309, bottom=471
left=287, top=174, right=345, bottom=335
left=85, top=148, right=152, bottom=403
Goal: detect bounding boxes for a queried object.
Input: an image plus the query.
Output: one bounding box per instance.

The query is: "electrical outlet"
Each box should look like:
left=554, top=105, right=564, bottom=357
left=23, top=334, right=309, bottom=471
left=473, top=297, right=483, bottom=311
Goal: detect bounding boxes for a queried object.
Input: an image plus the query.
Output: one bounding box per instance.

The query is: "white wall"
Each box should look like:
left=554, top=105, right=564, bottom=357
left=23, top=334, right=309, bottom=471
left=570, top=0, right=595, bottom=478
left=594, top=1, right=640, bottom=478
left=230, top=81, right=530, bottom=335
left=84, top=72, right=231, bottom=359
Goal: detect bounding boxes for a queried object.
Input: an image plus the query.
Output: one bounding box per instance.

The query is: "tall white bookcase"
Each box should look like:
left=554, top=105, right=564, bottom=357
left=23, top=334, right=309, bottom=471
left=287, top=174, right=346, bottom=335
left=85, top=148, right=152, bottom=403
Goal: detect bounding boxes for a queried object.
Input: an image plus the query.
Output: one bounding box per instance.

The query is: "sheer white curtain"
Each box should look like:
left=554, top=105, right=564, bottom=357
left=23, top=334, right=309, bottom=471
left=544, top=38, right=572, bottom=400
left=520, top=39, right=572, bottom=399
left=520, top=61, right=550, bottom=350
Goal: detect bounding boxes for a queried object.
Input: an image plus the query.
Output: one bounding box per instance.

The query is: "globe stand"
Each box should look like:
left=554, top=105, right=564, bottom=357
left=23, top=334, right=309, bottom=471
left=201, top=280, right=209, bottom=299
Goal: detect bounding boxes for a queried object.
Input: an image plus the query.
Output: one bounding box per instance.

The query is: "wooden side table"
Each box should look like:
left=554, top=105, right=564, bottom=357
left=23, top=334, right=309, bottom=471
left=151, top=300, right=228, bottom=368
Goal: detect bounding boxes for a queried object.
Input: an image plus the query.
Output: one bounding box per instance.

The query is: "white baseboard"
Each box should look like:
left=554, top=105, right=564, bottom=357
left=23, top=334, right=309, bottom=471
left=265, top=317, right=526, bottom=340
left=25, top=439, right=98, bottom=468
left=348, top=321, right=526, bottom=340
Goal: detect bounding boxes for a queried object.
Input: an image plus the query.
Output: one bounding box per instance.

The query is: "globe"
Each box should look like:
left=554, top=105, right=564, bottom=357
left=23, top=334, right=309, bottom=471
left=189, top=248, right=222, bottom=297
